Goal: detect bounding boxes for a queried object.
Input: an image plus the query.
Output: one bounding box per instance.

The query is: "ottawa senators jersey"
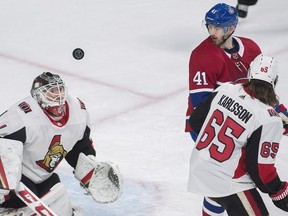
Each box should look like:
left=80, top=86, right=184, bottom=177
left=187, top=83, right=283, bottom=197
left=0, top=95, right=95, bottom=183
left=185, top=36, right=261, bottom=133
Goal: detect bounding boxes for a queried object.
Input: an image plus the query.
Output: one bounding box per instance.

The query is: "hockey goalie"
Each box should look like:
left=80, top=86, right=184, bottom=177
left=0, top=72, right=123, bottom=216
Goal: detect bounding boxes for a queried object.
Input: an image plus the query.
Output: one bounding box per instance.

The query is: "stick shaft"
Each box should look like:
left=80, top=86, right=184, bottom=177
left=15, top=182, right=58, bottom=216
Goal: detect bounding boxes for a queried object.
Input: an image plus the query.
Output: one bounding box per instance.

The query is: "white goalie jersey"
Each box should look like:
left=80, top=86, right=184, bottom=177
left=0, top=94, right=122, bottom=208
left=188, top=82, right=283, bottom=197
left=0, top=95, right=94, bottom=184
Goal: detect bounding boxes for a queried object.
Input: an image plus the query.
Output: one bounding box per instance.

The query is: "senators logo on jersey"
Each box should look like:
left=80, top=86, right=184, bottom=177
left=36, top=135, right=67, bottom=172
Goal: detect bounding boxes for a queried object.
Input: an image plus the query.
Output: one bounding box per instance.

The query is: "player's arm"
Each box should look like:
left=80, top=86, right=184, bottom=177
left=66, top=127, right=122, bottom=204
left=246, top=123, right=282, bottom=193
left=65, top=98, right=96, bottom=169
left=186, top=52, right=219, bottom=134
left=188, top=52, right=217, bottom=109
left=246, top=120, right=288, bottom=212
left=66, top=124, right=122, bottom=203
left=0, top=108, right=26, bottom=144
left=65, top=126, right=96, bottom=168
left=189, top=92, right=217, bottom=134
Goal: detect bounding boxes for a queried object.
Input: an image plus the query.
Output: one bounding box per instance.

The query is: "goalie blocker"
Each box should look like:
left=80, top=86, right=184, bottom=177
left=0, top=138, right=23, bottom=204
left=74, top=153, right=123, bottom=203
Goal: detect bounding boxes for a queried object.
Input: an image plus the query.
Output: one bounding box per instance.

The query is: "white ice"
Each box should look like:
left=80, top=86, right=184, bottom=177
left=0, top=0, right=288, bottom=215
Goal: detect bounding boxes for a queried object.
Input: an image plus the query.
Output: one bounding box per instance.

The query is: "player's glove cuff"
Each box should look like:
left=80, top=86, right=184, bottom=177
left=274, top=104, right=288, bottom=135
left=275, top=104, right=288, bottom=113
left=270, top=182, right=288, bottom=212
left=275, top=104, right=288, bottom=119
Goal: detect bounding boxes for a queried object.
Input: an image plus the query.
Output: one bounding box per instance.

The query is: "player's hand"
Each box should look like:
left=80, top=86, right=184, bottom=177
left=270, top=182, right=288, bottom=212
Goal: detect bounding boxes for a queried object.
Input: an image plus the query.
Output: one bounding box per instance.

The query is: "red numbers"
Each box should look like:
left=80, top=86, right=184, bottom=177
left=196, top=109, right=245, bottom=162
left=260, top=142, right=279, bottom=158
left=260, top=66, right=268, bottom=73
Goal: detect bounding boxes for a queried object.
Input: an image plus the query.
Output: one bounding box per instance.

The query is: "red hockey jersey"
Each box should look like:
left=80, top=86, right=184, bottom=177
left=185, top=36, right=261, bottom=133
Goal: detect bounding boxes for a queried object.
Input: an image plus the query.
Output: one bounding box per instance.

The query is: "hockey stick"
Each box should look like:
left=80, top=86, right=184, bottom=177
left=279, top=112, right=288, bottom=124
left=14, top=181, right=58, bottom=216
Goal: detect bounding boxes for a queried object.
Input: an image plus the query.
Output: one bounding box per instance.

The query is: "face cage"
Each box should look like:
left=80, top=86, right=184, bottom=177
left=34, top=83, right=68, bottom=110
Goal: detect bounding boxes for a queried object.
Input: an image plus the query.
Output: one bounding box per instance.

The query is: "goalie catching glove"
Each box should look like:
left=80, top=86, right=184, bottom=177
left=74, top=153, right=123, bottom=204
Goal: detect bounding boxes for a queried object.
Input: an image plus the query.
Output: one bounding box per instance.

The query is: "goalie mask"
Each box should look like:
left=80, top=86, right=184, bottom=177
left=31, top=72, right=67, bottom=120
left=248, top=54, right=279, bottom=87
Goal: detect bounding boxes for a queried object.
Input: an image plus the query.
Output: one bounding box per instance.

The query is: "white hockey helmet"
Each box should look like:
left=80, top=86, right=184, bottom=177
left=31, top=72, right=68, bottom=119
left=248, top=54, right=279, bottom=87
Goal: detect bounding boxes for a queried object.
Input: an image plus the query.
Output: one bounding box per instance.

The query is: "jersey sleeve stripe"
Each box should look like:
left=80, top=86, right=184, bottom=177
left=189, top=88, right=214, bottom=94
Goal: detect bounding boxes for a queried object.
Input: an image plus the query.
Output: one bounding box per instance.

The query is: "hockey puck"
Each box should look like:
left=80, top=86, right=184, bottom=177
left=73, top=48, right=84, bottom=60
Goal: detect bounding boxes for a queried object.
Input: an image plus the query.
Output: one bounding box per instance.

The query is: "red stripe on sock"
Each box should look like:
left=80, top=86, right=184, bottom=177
left=244, top=190, right=262, bottom=216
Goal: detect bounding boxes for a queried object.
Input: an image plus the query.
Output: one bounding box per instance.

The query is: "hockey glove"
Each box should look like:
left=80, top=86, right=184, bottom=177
left=74, top=153, right=123, bottom=204
left=274, top=104, right=288, bottom=135
left=270, top=182, right=288, bottom=212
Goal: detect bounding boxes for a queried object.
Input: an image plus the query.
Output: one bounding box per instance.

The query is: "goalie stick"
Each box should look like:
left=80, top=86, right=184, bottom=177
left=279, top=112, right=288, bottom=124
left=0, top=182, right=57, bottom=216
left=14, top=181, right=57, bottom=216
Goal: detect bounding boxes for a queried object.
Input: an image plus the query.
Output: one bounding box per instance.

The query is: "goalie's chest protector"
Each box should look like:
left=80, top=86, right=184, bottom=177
left=15, top=96, right=88, bottom=183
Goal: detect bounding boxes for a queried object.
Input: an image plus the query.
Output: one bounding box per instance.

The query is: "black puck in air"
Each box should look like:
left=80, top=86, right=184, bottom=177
left=73, top=48, right=84, bottom=60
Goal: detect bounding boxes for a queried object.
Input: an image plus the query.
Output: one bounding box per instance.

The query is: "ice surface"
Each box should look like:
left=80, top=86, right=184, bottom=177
left=0, top=0, right=288, bottom=215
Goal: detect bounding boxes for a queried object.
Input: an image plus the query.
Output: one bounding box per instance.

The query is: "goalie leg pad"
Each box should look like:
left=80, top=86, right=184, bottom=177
left=0, top=183, right=78, bottom=216
left=74, top=153, right=123, bottom=203
left=41, top=182, right=73, bottom=216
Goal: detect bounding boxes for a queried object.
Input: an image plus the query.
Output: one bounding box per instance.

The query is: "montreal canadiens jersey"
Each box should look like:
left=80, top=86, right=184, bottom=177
left=187, top=83, right=283, bottom=197
left=0, top=95, right=95, bottom=183
left=185, top=36, right=261, bottom=132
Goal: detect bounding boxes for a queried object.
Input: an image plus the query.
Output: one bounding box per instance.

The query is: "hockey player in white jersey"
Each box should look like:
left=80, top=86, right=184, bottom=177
left=0, top=72, right=122, bottom=215
left=188, top=54, right=288, bottom=215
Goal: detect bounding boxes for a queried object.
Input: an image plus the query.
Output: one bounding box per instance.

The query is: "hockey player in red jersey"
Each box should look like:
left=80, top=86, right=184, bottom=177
left=188, top=54, right=288, bottom=215
left=0, top=72, right=122, bottom=215
left=185, top=3, right=261, bottom=215
left=185, top=3, right=261, bottom=138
